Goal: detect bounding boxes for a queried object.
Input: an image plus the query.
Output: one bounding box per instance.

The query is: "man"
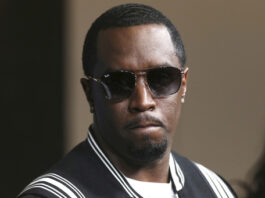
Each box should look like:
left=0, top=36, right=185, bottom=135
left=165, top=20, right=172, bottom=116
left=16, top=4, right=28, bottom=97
left=18, top=3, right=237, bottom=198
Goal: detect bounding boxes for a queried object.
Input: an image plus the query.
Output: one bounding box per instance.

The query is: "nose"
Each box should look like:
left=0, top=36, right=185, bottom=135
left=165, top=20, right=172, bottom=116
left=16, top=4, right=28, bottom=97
left=128, top=77, right=156, bottom=113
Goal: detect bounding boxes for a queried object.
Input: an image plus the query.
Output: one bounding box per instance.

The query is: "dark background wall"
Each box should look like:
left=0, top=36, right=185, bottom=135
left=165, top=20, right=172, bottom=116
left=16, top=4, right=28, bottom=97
left=1, top=1, right=64, bottom=197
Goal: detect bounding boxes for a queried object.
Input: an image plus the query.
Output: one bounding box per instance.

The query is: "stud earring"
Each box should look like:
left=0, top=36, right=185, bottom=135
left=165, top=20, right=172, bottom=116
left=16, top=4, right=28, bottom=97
left=181, top=87, right=186, bottom=104
left=181, top=96, right=185, bottom=104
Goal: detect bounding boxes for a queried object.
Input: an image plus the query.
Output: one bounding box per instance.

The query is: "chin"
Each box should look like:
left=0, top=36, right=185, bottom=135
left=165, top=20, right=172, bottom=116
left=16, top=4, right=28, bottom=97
left=127, top=138, right=168, bottom=164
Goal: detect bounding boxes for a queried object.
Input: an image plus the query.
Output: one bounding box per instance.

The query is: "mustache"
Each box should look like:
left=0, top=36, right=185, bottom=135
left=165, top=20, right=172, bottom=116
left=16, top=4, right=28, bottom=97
left=124, top=115, right=165, bottom=130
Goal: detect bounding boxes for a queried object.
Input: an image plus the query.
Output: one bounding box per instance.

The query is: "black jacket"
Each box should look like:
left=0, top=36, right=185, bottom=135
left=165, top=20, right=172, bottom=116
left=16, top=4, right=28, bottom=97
left=18, top=132, right=237, bottom=198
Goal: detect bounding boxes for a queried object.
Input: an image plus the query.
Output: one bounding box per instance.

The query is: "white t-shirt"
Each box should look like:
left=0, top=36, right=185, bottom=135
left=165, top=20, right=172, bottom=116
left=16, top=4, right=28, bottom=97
left=125, top=176, right=178, bottom=198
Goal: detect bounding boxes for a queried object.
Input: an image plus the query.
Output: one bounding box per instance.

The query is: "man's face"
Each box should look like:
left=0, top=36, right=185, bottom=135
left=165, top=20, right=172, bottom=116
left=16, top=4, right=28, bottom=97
left=86, top=24, right=187, bottom=164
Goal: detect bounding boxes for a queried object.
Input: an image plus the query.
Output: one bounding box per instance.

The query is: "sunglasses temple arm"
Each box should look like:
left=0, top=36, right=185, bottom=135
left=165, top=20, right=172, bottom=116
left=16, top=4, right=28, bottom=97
left=101, top=83, right=112, bottom=99
left=182, top=67, right=189, bottom=74
left=87, top=76, right=112, bottom=100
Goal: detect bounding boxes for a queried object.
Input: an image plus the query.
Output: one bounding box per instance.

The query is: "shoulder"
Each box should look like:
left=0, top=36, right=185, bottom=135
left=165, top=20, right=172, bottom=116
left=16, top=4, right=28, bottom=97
left=171, top=152, right=237, bottom=198
left=17, top=172, right=87, bottom=198
left=18, top=139, right=126, bottom=198
left=19, top=195, right=44, bottom=198
left=195, top=162, right=238, bottom=198
left=17, top=141, right=90, bottom=198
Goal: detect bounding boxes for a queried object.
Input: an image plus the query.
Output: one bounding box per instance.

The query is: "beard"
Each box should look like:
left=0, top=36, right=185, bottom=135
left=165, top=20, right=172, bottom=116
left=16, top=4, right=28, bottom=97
left=126, top=137, right=168, bottom=164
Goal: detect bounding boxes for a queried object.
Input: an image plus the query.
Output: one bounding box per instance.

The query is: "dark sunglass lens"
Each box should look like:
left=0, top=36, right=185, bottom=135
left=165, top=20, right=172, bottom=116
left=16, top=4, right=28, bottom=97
left=147, top=67, right=182, bottom=97
left=102, top=71, right=135, bottom=100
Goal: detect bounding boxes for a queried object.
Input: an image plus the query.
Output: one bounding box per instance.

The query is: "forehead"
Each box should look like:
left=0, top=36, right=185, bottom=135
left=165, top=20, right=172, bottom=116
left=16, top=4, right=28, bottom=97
left=96, top=24, right=180, bottom=75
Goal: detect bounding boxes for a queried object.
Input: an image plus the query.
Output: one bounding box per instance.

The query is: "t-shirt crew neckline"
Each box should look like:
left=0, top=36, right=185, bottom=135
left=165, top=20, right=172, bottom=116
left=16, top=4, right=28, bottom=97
left=125, top=176, right=177, bottom=198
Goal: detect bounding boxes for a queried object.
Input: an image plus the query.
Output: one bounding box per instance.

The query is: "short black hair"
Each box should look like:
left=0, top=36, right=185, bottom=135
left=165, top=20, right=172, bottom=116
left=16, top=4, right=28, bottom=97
left=82, top=3, right=186, bottom=76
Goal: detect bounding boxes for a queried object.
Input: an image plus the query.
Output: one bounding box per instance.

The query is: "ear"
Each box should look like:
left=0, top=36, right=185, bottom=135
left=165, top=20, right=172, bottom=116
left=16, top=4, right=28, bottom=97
left=81, top=78, right=95, bottom=113
left=181, top=67, right=189, bottom=104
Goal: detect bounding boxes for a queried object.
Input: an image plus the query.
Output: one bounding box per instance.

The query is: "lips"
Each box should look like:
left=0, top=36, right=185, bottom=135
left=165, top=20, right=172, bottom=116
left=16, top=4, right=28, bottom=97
left=127, top=122, right=161, bottom=129
left=124, top=115, right=165, bottom=131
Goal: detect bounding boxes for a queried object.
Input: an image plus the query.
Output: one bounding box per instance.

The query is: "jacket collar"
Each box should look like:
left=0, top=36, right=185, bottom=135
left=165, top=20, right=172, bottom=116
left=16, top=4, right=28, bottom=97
left=87, top=128, right=185, bottom=197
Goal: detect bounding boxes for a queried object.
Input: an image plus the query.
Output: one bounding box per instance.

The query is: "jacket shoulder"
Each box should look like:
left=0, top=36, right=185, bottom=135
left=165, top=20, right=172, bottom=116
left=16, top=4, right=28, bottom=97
left=171, top=152, right=237, bottom=198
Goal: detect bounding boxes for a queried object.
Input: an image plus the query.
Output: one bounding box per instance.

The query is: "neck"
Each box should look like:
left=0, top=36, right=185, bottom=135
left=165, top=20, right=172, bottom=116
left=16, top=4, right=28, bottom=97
left=112, top=149, right=171, bottom=183
left=91, top=125, right=171, bottom=183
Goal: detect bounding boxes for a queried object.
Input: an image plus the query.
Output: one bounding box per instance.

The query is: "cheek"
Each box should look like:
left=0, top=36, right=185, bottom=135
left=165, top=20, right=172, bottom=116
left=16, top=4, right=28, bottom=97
left=93, top=88, right=112, bottom=126
left=158, top=95, right=182, bottom=131
left=107, top=102, right=129, bottom=123
left=94, top=91, right=128, bottom=129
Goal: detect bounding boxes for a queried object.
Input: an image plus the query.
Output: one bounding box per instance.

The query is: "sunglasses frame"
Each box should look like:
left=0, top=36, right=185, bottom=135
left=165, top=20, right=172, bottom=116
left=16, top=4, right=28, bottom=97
left=87, top=66, right=188, bottom=101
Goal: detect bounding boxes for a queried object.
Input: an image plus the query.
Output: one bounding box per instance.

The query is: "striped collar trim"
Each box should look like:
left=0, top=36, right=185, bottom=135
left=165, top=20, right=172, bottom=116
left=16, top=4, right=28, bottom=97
left=18, top=173, right=86, bottom=198
left=87, top=129, right=185, bottom=197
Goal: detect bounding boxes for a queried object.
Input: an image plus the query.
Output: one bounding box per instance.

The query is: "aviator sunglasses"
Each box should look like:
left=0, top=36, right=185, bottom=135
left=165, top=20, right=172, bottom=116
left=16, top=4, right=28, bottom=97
left=87, top=66, right=188, bottom=101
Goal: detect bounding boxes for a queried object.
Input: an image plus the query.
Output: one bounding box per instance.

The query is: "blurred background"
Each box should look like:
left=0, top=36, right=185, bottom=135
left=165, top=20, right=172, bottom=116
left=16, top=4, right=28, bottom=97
left=1, top=0, right=265, bottom=197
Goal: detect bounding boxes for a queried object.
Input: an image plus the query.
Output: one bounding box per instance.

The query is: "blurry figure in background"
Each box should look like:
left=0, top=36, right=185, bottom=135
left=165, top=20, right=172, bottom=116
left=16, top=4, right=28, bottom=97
left=245, top=147, right=265, bottom=198
left=233, top=143, right=265, bottom=198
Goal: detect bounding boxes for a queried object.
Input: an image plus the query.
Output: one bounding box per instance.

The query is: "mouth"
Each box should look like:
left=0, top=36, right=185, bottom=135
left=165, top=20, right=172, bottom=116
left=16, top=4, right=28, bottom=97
left=128, top=122, right=162, bottom=129
left=124, top=116, right=165, bottom=135
left=123, top=116, right=167, bottom=144
left=124, top=115, right=165, bottom=136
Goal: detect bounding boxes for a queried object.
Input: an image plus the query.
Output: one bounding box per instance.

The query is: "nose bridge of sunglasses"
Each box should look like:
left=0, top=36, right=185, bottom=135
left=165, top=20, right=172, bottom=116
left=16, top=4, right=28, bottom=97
left=134, top=70, right=147, bottom=85
left=133, top=72, right=154, bottom=97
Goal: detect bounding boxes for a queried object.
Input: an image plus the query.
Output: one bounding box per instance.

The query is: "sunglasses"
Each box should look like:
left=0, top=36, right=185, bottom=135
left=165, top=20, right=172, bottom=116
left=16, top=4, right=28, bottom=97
left=87, top=66, right=187, bottom=101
